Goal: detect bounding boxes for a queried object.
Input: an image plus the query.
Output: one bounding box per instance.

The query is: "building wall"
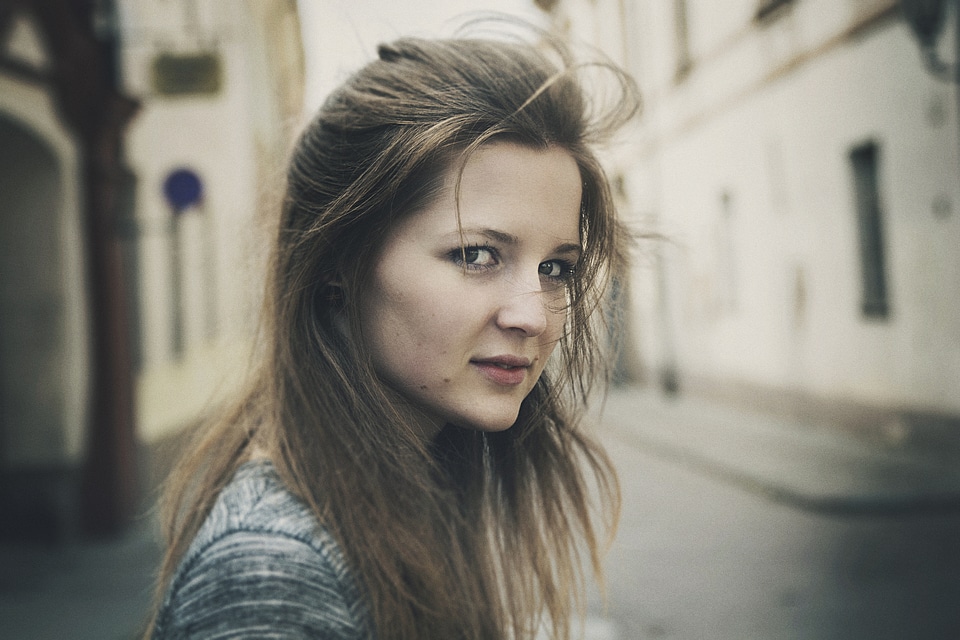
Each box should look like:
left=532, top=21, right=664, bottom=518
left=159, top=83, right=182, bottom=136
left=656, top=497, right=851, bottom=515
left=0, top=0, right=303, bottom=464
left=545, top=0, right=960, bottom=415
left=117, top=0, right=304, bottom=442
left=0, top=18, right=89, bottom=466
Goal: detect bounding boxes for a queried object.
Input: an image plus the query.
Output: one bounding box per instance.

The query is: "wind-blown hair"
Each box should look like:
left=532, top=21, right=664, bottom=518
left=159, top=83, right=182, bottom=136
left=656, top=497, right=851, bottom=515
left=151, top=25, right=639, bottom=640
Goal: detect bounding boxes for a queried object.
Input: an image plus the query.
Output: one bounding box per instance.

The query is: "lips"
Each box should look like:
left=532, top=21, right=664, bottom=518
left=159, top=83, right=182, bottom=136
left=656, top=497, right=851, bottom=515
left=470, top=355, right=532, bottom=386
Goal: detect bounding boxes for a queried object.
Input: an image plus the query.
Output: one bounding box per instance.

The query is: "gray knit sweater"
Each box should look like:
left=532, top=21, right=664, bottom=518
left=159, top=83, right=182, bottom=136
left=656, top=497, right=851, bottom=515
left=152, top=461, right=371, bottom=639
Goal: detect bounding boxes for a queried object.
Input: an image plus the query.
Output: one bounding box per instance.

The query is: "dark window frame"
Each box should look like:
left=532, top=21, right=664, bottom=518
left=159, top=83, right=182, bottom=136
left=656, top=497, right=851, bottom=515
left=849, top=141, right=891, bottom=320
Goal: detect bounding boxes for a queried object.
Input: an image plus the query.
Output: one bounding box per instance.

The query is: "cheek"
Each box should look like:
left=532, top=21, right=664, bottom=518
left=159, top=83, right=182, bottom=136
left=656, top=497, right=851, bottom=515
left=529, top=307, right=567, bottom=375
left=366, top=317, right=432, bottom=395
left=365, top=279, right=463, bottom=378
left=543, top=303, right=569, bottom=346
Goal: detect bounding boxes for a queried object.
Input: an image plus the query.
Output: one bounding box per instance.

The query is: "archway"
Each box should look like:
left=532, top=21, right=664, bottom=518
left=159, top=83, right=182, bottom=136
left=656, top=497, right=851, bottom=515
left=0, top=113, right=72, bottom=539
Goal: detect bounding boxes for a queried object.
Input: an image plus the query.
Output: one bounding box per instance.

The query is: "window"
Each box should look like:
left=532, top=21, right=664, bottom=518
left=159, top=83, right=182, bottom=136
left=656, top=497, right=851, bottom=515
left=849, top=141, right=890, bottom=319
left=674, top=0, right=692, bottom=79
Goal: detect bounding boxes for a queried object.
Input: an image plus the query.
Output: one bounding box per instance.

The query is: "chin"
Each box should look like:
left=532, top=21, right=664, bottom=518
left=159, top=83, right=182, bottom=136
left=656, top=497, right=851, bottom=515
left=464, top=412, right=521, bottom=433
left=446, top=408, right=521, bottom=433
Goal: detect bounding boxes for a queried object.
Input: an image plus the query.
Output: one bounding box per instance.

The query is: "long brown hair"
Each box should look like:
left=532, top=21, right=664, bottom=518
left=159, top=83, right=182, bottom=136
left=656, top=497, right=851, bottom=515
left=152, top=24, right=639, bottom=640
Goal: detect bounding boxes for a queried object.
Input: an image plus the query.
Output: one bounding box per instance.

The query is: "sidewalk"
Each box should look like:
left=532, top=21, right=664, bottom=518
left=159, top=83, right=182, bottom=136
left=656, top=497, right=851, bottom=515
left=591, top=388, right=960, bottom=515
left=0, top=518, right=161, bottom=640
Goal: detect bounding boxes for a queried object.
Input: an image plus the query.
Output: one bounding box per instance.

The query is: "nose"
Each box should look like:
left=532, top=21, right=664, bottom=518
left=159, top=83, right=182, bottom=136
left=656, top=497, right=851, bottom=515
left=495, top=284, right=549, bottom=337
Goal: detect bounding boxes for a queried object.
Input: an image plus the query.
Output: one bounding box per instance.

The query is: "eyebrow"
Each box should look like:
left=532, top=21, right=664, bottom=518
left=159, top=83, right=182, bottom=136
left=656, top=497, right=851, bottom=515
left=458, top=228, right=582, bottom=257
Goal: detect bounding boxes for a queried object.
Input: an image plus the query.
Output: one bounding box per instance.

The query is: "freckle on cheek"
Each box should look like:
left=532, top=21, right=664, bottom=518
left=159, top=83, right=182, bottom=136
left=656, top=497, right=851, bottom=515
left=442, top=378, right=451, bottom=384
left=419, top=385, right=429, bottom=390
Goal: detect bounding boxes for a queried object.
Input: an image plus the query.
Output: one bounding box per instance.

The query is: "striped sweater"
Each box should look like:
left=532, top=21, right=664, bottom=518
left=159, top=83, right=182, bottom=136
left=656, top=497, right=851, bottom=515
left=152, top=461, right=371, bottom=639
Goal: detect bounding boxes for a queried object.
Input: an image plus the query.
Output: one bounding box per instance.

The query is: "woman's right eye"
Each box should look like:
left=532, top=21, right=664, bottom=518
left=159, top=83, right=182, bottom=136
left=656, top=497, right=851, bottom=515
left=464, top=246, right=493, bottom=265
left=451, top=245, right=498, bottom=270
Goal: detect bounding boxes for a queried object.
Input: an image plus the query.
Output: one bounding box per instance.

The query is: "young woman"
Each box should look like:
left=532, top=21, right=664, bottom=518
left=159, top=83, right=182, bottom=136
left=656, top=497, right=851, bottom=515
left=148, top=26, right=639, bottom=640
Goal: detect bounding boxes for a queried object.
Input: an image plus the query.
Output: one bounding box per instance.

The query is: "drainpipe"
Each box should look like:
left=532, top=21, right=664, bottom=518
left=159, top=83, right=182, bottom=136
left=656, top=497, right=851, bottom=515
left=26, top=0, right=140, bottom=536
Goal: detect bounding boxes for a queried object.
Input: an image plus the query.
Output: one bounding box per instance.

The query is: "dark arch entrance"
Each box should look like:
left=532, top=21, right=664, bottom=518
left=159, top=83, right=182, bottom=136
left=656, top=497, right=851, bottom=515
left=0, top=114, right=74, bottom=540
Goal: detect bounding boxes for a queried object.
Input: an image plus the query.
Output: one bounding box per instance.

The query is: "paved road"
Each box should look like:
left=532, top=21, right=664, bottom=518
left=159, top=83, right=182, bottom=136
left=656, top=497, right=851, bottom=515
left=590, top=424, right=960, bottom=640
left=4, top=392, right=960, bottom=639
left=0, top=518, right=160, bottom=639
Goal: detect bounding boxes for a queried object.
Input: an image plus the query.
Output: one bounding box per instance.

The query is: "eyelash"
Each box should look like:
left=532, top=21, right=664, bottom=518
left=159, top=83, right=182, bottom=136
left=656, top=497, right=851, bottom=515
left=448, top=244, right=577, bottom=282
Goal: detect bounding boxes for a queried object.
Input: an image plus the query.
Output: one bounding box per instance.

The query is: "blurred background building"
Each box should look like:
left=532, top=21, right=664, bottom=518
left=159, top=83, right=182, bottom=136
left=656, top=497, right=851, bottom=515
left=1, top=0, right=958, bottom=543
left=541, top=0, right=960, bottom=439
left=0, top=0, right=304, bottom=539
left=3, top=2, right=960, bottom=639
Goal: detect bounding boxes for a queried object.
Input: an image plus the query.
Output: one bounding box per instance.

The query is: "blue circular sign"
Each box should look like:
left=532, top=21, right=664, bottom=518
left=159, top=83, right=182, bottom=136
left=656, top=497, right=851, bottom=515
left=163, top=168, right=203, bottom=212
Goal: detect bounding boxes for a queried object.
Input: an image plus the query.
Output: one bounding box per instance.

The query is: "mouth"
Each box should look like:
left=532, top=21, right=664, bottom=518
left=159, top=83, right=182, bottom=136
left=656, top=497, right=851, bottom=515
left=470, top=355, right=532, bottom=386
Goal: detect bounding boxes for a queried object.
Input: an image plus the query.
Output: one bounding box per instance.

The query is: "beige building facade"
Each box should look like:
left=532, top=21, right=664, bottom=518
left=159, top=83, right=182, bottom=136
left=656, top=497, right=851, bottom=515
left=541, top=0, right=960, bottom=421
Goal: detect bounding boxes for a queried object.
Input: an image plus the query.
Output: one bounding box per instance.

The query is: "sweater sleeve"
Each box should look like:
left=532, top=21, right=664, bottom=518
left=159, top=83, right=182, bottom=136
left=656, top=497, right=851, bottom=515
left=155, top=529, right=364, bottom=640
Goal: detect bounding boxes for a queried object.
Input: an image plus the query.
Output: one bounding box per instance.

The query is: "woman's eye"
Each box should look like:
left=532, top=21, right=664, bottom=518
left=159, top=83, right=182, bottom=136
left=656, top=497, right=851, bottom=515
left=452, top=245, right=498, bottom=270
left=539, top=260, right=573, bottom=280
left=464, top=247, right=494, bottom=265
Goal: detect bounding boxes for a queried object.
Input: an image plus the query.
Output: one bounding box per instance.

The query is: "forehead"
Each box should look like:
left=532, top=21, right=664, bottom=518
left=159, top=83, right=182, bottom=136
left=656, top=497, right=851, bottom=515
left=434, top=141, right=583, bottom=242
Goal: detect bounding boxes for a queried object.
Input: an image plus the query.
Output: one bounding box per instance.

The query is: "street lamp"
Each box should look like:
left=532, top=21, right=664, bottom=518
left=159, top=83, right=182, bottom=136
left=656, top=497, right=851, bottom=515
left=902, top=0, right=959, bottom=81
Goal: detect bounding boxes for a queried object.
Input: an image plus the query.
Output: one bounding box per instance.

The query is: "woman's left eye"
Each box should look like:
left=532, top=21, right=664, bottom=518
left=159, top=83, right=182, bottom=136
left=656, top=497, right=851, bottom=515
left=538, top=260, right=574, bottom=280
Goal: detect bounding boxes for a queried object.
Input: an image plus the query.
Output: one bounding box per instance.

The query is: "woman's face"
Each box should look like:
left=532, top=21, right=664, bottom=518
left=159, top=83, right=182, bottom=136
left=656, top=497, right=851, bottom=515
left=360, top=141, right=582, bottom=435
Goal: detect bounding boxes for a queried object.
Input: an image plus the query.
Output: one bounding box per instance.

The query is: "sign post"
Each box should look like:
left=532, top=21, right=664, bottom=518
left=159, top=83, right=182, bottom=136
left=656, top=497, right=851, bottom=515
left=163, top=168, right=203, bottom=358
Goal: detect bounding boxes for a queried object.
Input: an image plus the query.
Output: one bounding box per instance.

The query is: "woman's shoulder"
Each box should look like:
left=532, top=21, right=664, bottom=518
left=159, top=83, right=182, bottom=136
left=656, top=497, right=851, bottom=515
left=185, top=460, right=348, bottom=568
left=202, top=461, right=332, bottom=544
left=152, top=461, right=369, bottom=639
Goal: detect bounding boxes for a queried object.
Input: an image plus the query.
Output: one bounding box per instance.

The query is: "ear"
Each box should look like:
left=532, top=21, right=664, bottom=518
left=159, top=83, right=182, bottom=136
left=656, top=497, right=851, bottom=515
left=328, top=284, right=353, bottom=339
left=323, top=281, right=345, bottom=307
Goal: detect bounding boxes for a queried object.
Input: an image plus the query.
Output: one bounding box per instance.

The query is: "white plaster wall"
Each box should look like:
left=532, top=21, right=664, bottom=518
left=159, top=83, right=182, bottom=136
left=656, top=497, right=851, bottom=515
left=298, top=0, right=545, bottom=114
left=653, top=16, right=960, bottom=412
left=553, top=0, right=960, bottom=413
left=120, top=1, right=269, bottom=441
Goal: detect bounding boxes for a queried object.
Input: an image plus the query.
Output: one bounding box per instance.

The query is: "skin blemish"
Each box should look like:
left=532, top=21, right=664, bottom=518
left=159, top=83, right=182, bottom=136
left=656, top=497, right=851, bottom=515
left=443, top=378, right=451, bottom=384
left=419, top=385, right=429, bottom=390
